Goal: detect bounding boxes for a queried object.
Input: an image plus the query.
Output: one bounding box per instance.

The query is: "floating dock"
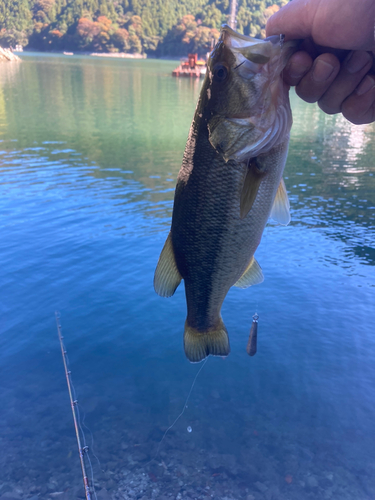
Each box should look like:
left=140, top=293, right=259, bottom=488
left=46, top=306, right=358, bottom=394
left=172, top=53, right=206, bottom=78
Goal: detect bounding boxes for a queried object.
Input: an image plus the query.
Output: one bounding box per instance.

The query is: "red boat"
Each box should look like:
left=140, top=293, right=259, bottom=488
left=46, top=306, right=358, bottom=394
left=172, top=53, right=206, bottom=78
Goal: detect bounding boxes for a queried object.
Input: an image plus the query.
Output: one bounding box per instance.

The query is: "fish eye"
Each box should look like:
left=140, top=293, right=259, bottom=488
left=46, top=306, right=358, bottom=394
left=213, top=64, right=228, bottom=82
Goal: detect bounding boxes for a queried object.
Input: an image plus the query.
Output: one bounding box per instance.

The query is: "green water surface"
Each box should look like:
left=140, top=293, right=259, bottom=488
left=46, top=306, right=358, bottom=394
left=0, top=53, right=374, bottom=500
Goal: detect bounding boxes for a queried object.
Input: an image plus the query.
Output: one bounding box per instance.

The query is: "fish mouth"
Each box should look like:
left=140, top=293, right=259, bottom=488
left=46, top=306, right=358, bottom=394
left=221, top=25, right=262, bottom=45
left=220, top=24, right=298, bottom=70
left=221, top=24, right=281, bottom=48
left=209, top=26, right=296, bottom=161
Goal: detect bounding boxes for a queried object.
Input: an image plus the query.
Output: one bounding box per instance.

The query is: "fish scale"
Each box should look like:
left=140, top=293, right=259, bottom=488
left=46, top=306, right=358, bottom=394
left=154, top=25, right=296, bottom=362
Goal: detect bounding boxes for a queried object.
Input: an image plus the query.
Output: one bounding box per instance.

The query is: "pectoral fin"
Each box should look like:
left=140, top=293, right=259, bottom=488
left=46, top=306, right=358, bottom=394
left=234, top=257, right=264, bottom=288
left=154, top=233, right=182, bottom=297
left=240, top=158, right=267, bottom=219
left=270, top=178, right=290, bottom=225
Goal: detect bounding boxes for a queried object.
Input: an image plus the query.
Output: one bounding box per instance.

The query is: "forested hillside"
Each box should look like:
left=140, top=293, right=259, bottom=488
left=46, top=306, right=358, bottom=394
left=0, top=0, right=287, bottom=55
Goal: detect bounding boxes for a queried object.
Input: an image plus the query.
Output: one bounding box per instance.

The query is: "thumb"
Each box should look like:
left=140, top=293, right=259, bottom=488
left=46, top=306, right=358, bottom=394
left=266, top=0, right=317, bottom=41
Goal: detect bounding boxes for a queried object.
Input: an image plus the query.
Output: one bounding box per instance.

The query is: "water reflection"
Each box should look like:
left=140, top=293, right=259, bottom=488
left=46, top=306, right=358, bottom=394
left=0, top=55, right=374, bottom=500
left=287, top=92, right=375, bottom=267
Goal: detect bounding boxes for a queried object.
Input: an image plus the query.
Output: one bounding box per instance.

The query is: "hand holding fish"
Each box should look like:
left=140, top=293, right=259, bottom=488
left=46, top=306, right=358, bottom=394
left=266, top=0, right=375, bottom=125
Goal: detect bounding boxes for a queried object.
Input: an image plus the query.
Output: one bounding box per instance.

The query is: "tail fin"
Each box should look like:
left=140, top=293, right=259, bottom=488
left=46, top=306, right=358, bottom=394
left=183, top=318, right=230, bottom=363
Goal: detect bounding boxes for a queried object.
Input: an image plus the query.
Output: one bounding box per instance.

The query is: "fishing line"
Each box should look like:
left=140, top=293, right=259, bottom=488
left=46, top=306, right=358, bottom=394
left=245, top=38, right=284, bottom=355
left=147, top=357, right=208, bottom=465
left=69, top=367, right=100, bottom=498
left=55, top=312, right=98, bottom=500
left=65, top=355, right=102, bottom=474
left=247, top=218, right=271, bottom=356
left=82, top=411, right=104, bottom=472
left=75, top=404, right=101, bottom=499
left=248, top=36, right=288, bottom=355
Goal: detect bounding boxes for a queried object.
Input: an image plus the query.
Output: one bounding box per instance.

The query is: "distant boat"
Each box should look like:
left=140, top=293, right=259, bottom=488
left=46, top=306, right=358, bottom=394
left=63, top=52, right=74, bottom=56
left=172, top=53, right=206, bottom=78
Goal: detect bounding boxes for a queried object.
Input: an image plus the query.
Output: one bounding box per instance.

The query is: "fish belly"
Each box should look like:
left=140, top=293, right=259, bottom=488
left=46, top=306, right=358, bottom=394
left=172, top=129, right=289, bottom=334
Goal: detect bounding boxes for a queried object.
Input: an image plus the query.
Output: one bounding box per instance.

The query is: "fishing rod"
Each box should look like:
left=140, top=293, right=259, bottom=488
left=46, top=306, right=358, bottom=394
left=229, top=0, right=237, bottom=29
left=55, top=312, right=92, bottom=500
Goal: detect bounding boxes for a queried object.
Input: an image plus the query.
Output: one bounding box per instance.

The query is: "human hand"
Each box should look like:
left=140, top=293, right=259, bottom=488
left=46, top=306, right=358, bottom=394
left=266, top=0, right=375, bottom=124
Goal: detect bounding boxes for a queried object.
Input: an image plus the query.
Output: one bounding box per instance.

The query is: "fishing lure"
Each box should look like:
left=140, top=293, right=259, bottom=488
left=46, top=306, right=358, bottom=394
left=246, top=313, right=259, bottom=356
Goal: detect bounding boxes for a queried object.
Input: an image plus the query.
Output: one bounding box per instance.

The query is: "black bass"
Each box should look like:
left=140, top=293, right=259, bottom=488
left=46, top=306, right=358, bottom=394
left=154, top=26, right=296, bottom=363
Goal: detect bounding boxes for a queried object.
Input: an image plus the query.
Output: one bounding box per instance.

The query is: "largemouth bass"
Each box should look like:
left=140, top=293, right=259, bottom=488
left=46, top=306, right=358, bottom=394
left=154, top=26, right=296, bottom=363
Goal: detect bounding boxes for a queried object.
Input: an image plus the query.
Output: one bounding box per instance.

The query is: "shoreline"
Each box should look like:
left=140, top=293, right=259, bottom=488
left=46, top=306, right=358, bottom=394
left=16, top=49, right=147, bottom=59
left=89, top=52, right=147, bottom=59
left=16, top=49, right=191, bottom=61
left=0, top=47, right=21, bottom=62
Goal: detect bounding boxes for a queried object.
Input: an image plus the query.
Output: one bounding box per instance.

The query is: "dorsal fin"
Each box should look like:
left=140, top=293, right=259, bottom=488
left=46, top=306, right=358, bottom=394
left=154, top=233, right=182, bottom=297
left=234, top=256, right=264, bottom=289
left=270, top=178, right=290, bottom=225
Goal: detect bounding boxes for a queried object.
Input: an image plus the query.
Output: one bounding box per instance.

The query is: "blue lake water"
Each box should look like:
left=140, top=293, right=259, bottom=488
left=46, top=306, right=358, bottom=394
left=0, top=53, right=374, bottom=500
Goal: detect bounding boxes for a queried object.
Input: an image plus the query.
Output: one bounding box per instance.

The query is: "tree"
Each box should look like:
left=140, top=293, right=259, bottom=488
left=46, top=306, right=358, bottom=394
left=0, top=28, right=28, bottom=47
left=158, top=14, right=219, bottom=57
left=112, top=27, right=129, bottom=51
left=128, top=32, right=142, bottom=53
left=0, top=0, right=290, bottom=55
left=77, top=17, right=101, bottom=49
left=34, top=0, right=55, bottom=14
left=95, top=16, right=113, bottom=51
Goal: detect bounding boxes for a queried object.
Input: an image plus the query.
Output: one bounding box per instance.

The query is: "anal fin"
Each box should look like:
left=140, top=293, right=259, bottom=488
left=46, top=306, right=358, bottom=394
left=154, top=233, right=182, bottom=297
left=270, top=178, right=290, bottom=225
left=234, top=256, right=264, bottom=289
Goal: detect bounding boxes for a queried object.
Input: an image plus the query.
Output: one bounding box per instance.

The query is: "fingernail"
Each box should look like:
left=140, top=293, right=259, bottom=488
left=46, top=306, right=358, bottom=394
left=356, top=75, right=375, bottom=96
left=288, top=61, right=309, bottom=79
left=312, top=59, right=335, bottom=82
left=346, top=51, right=372, bottom=74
